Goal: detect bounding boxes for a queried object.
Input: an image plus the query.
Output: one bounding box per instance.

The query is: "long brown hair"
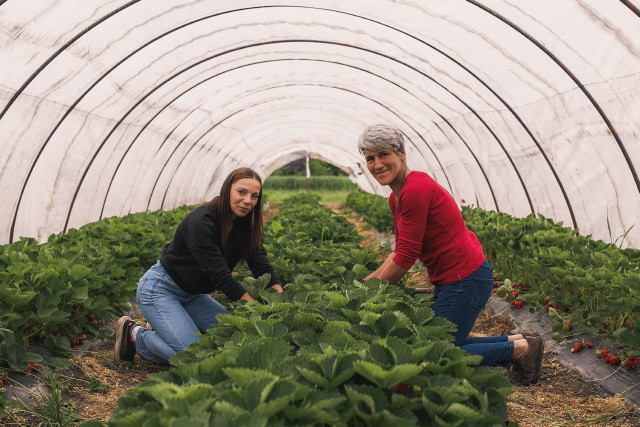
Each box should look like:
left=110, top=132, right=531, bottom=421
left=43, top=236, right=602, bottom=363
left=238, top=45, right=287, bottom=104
left=203, top=167, right=264, bottom=261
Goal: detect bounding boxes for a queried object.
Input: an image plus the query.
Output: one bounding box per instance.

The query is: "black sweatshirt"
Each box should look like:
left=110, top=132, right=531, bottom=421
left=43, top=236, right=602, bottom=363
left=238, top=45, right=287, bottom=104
left=160, top=204, right=280, bottom=300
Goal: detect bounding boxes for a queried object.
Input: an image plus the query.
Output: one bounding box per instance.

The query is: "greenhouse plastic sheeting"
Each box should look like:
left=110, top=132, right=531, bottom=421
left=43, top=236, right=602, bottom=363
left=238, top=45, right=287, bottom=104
left=0, top=0, right=639, bottom=247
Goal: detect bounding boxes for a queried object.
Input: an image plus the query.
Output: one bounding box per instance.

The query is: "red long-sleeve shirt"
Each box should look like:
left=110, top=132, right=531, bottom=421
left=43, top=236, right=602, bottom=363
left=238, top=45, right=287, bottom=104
left=390, top=171, right=485, bottom=286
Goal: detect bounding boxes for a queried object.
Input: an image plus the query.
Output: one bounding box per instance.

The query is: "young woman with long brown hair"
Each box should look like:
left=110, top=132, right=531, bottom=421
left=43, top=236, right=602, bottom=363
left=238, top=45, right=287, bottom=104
left=114, top=167, right=282, bottom=364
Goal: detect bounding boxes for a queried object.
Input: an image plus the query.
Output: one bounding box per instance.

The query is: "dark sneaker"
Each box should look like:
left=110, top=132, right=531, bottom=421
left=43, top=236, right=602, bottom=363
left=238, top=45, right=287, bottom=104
left=114, top=316, right=137, bottom=362
left=512, top=336, right=544, bottom=385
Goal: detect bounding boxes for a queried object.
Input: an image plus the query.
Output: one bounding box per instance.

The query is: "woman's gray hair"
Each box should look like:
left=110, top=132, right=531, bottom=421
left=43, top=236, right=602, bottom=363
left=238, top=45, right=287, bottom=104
left=357, top=124, right=405, bottom=154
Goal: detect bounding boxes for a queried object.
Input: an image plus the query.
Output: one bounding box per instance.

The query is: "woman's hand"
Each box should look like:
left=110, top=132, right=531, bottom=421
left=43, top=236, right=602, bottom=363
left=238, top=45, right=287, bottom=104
left=240, top=292, right=255, bottom=301
left=364, top=252, right=408, bottom=284
left=271, top=284, right=283, bottom=293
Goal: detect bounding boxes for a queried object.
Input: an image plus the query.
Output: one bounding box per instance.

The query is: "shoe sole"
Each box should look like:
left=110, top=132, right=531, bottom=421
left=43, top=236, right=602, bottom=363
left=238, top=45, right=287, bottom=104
left=114, top=316, right=131, bottom=361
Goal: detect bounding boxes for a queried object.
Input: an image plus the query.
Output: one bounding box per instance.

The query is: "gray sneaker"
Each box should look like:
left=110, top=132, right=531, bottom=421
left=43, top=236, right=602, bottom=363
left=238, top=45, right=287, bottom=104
left=512, top=336, right=544, bottom=385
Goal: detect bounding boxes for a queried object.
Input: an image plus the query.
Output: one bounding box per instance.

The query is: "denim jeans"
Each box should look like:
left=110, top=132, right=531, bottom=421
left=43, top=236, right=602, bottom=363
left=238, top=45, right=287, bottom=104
left=134, top=261, right=228, bottom=364
left=431, top=260, right=513, bottom=367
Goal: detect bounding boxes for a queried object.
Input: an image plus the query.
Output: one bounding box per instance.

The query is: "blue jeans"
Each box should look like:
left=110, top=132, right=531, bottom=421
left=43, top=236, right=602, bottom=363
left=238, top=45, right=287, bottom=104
left=431, top=260, right=513, bottom=367
left=134, top=261, right=228, bottom=364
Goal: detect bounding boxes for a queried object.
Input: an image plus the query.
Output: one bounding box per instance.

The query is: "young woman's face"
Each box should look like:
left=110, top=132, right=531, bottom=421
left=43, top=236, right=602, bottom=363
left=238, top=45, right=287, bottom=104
left=363, top=148, right=406, bottom=187
left=229, top=178, right=261, bottom=218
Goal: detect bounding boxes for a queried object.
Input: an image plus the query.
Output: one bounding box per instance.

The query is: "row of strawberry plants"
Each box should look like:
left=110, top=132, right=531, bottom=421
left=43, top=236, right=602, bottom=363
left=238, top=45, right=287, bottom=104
left=0, top=207, right=191, bottom=371
left=464, top=208, right=640, bottom=350
left=264, top=175, right=358, bottom=191
left=109, top=194, right=512, bottom=426
left=345, top=191, right=394, bottom=232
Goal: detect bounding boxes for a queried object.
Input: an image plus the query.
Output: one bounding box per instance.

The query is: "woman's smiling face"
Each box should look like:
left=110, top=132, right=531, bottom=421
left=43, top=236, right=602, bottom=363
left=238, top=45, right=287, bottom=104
left=363, top=148, right=406, bottom=187
left=229, top=178, right=261, bottom=218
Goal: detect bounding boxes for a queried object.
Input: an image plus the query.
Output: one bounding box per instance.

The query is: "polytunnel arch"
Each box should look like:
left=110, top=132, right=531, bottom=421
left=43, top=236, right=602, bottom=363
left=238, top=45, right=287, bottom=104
left=0, top=11, right=554, bottom=206
left=466, top=0, right=639, bottom=191
left=42, top=34, right=538, bottom=236
left=145, top=93, right=448, bottom=213
left=94, top=60, right=469, bottom=220
left=1, top=0, right=639, bottom=247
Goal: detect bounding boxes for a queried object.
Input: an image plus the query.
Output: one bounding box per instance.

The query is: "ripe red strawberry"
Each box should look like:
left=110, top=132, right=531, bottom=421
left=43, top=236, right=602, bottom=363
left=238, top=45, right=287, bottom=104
left=461, top=199, right=466, bottom=203
left=512, top=300, right=523, bottom=309
left=394, top=383, right=409, bottom=394
left=25, top=362, right=38, bottom=373
left=493, top=275, right=498, bottom=281
left=544, top=298, right=550, bottom=304
left=512, top=291, right=519, bottom=298
left=585, top=342, right=593, bottom=348
left=571, top=342, right=583, bottom=353
left=625, top=359, right=634, bottom=371
left=611, top=356, right=621, bottom=365
left=601, top=348, right=610, bottom=356
left=492, top=288, right=497, bottom=293
left=634, top=359, right=640, bottom=366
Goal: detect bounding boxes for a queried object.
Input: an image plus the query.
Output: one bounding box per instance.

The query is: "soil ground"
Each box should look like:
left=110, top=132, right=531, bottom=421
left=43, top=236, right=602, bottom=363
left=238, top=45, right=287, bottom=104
left=2, top=202, right=639, bottom=426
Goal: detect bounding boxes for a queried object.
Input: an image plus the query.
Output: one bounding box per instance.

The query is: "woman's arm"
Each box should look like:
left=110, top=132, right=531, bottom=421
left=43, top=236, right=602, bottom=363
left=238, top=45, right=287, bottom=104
left=364, top=252, right=407, bottom=284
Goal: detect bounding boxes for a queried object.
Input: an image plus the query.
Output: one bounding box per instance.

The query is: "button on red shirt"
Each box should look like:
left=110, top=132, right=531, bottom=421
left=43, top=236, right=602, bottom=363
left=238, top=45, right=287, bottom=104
left=390, top=171, right=485, bottom=286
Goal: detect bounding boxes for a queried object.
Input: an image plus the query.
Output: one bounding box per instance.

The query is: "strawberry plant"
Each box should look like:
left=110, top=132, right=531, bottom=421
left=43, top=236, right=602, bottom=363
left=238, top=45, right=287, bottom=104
left=240, top=273, right=274, bottom=301
left=459, top=205, right=640, bottom=355
left=346, top=191, right=394, bottom=231
left=109, top=195, right=512, bottom=425
left=0, top=206, right=192, bottom=370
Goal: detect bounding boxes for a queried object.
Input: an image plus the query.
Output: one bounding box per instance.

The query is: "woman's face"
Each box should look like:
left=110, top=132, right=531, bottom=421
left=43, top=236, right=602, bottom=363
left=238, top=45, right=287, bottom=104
left=363, top=148, right=406, bottom=187
left=229, top=178, right=261, bottom=218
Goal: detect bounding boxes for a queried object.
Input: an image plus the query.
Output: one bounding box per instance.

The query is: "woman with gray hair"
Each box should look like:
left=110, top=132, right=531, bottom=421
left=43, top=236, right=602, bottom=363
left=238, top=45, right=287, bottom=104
left=358, top=123, right=543, bottom=385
